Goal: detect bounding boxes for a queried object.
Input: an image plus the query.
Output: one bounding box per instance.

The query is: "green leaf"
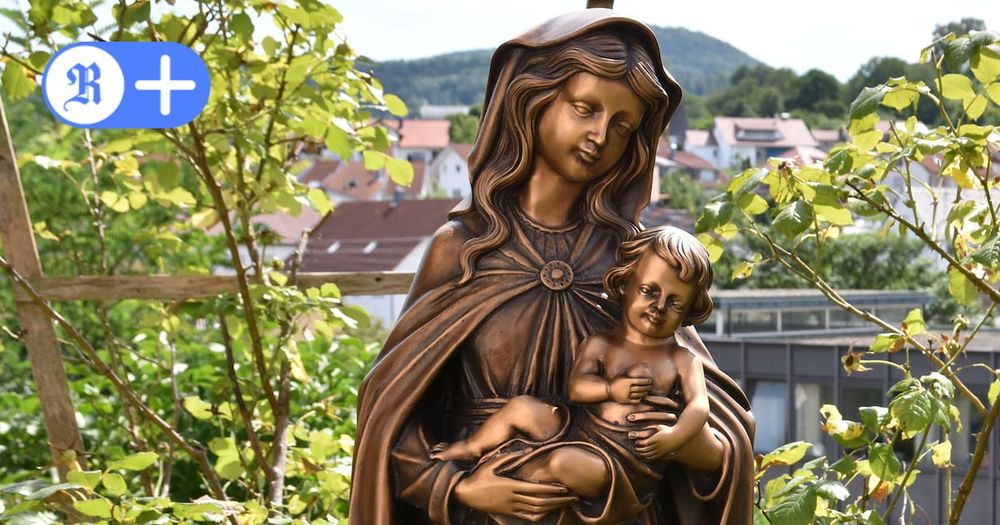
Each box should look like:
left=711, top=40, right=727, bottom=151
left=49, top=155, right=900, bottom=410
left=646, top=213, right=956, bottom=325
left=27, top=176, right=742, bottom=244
left=945, top=37, right=974, bottom=71
left=959, top=124, right=994, bottom=139
left=830, top=455, right=857, bottom=477
left=320, top=282, right=341, bottom=298
left=849, top=86, right=886, bottom=120
left=938, top=74, right=975, bottom=100
left=73, top=499, right=112, bottom=519
left=773, top=201, right=813, bottom=238
left=988, top=83, right=1000, bottom=105
left=869, top=443, right=902, bottom=479
left=27, top=51, right=50, bottom=71
left=737, top=193, right=768, bottom=215
left=101, top=137, right=133, bottom=154
left=307, top=188, right=332, bottom=215
left=101, top=473, right=126, bottom=496
left=230, top=12, right=253, bottom=42
left=2, top=62, right=35, bottom=101
left=182, top=396, right=213, bottom=420
left=881, top=86, right=919, bottom=111
left=852, top=129, right=883, bottom=151
left=989, top=374, right=1000, bottom=405
left=190, top=209, right=219, bottom=229
left=696, top=233, right=723, bottom=263
left=947, top=267, right=978, bottom=306
left=67, top=470, right=102, bottom=491
left=815, top=480, right=849, bottom=501
left=902, top=308, right=926, bottom=336
left=859, top=406, right=888, bottom=433
left=760, top=441, right=811, bottom=469
left=966, top=95, right=988, bottom=120
left=890, top=389, right=935, bottom=433
left=971, top=47, right=1000, bottom=85
left=385, top=157, right=413, bottom=186
left=108, top=451, right=158, bottom=471
left=768, top=486, right=816, bottom=525
left=262, top=36, right=279, bottom=56
left=363, top=150, right=386, bottom=170
left=384, top=93, right=408, bottom=117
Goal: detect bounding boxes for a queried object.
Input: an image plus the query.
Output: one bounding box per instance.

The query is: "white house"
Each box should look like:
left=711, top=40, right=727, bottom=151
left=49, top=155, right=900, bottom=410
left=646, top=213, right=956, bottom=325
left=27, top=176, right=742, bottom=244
left=426, top=143, right=473, bottom=198
left=700, top=116, right=820, bottom=169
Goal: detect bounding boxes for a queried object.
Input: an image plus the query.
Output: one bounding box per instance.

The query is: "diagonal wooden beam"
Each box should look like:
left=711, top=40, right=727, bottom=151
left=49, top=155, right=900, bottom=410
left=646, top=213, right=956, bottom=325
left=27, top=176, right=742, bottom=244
left=0, top=97, right=84, bottom=476
left=16, top=272, right=415, bottom=301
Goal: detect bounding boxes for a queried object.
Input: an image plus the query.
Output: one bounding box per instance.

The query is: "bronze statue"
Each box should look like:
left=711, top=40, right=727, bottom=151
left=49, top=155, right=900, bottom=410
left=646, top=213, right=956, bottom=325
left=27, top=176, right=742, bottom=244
left=350, top=9, right=754, bottom=524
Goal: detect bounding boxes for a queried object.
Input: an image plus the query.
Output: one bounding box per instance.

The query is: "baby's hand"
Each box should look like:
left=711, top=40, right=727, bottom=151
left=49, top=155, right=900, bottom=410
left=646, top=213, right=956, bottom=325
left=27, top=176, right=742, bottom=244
left=608, top=375, right=652, bottom=404
left=630, top=425, right=681, bottom=461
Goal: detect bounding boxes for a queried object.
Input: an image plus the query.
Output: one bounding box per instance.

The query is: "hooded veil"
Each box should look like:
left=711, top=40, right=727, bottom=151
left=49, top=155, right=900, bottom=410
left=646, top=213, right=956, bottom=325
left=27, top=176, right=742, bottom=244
left=350, top=9, right=754, bottom=525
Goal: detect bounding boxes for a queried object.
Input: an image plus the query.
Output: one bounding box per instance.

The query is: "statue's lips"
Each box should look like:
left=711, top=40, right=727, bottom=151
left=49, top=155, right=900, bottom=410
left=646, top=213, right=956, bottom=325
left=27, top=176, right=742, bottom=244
left=576, top=148, right=598, bottom=165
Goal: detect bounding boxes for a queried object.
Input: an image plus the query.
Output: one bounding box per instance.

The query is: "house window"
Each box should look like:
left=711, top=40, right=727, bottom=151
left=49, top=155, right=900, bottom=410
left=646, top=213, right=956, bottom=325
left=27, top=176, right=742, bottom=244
left=795, top=383, right=834, bottom=457
left=728, top=309, right=777, bottom=333
left=363, top=241, right=378, bottom=254
left=326, top=241, right=341, bottom=254
left=346, top=179, right=357, bottom=189
left=736, top=128, right=781, bottom=141
left=783, top=310, right=825, bottom=331
left=749, top=380, right=787, bottom=453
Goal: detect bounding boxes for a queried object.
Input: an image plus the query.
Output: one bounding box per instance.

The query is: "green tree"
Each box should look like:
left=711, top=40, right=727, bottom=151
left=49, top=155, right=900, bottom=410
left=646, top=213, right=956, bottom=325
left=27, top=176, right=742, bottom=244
left=788, top=69, right=843, bottom=114
left=698, top=29, right=1000, bottom=524
left=0, top=0, right=405, bottom=522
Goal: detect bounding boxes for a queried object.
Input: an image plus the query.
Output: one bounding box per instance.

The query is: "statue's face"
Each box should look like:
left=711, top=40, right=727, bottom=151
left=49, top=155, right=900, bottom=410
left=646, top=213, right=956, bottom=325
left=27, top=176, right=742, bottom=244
left=622, top=251, right=698, bottom=343
left=535, top=72, right=645, bottom=184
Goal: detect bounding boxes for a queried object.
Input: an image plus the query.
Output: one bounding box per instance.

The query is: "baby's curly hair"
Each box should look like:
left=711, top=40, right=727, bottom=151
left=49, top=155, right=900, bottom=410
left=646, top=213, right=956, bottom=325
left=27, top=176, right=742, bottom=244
left=603, top=226, right=714, bottom=325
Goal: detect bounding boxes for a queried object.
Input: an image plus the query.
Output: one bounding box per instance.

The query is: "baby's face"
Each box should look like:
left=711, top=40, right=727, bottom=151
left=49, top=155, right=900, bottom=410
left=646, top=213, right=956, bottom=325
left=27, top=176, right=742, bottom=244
left=621, top=251, right=699, bottom=344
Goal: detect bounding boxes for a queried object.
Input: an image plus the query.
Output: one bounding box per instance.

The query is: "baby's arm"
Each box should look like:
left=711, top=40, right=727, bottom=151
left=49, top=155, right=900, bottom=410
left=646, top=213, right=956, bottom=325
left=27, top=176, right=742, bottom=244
left=633, top=348, right=710, bottom=460
left=664, top=350, right=710, bottom=448
left=569, top=335, right=652, bottom=404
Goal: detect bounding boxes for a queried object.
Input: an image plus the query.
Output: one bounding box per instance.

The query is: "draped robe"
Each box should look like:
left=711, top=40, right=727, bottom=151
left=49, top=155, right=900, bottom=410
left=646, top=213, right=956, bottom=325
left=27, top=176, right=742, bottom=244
left=350, top=214, right=756, bottom=524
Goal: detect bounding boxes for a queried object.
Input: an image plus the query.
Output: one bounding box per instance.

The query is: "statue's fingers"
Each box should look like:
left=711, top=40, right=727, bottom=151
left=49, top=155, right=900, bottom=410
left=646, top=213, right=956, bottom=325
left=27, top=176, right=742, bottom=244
left=512, top=508, right=547, bottom=522
left=514, top=494, right=578, bottom=510
left=511, top=480, right=571, bottom=496
left=644, top=395, right=680, bottom=409
left=628, top=428, right=656, bottom=440
left=627, top=411, right=676, bottom=424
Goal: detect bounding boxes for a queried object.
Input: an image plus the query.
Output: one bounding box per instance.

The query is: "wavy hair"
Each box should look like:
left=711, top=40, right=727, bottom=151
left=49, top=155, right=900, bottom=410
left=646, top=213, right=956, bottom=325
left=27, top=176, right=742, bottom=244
left=604, top=226, right=714, bottom=326
left=454, top=30, right=671, bottom=284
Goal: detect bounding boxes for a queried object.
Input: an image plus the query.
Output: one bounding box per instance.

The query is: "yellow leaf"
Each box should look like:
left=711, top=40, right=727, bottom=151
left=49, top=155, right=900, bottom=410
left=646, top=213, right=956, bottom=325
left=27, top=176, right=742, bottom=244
left=881, top=87, right=919, bottom=111
left=965, top=95, right=988, bottom=120
left=190, top=209, right=220, bottom=229
left=816, top=205, right=854, bottom=226
left=944, top=163, right=976, bottom=189
left=716, top=222, right=738, bottom=240
left=988, top=83, right=1000, bottom=105
left=972, top=47, right=1000, bottom=85
left=127, top=192, right=147, bottom=209
left=853, top=129, right=883, bottom=151
left=931, top=441, right=952, bottom=468
left=696, top=233, right=723, bottom=263
left=938, top=74, right=975, bottom=100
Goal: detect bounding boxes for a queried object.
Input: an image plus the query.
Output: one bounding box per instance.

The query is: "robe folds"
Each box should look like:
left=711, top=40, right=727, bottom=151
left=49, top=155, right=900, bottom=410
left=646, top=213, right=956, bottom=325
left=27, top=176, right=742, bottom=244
left=349, top=217, right=756, bottom=525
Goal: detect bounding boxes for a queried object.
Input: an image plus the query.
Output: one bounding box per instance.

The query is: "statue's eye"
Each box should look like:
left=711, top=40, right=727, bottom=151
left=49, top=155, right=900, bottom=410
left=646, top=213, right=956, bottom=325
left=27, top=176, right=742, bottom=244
left=616, top=123, right=633, bottom=136
left=572, top=103, right=593, bottom=117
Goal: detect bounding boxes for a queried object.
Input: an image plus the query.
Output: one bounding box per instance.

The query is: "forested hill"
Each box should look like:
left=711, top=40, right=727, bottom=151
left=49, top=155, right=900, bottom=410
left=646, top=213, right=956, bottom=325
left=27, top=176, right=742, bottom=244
left=367, top=25, right=760, bottom=108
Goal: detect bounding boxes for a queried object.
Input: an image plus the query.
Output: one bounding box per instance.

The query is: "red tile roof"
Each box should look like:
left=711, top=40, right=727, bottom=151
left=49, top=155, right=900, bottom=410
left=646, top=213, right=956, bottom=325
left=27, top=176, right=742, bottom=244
left=671, top=151, right=715, bottom=171
left=450, top=143, right=474, bottom=160
left=684, top=130, right=711, bottom=148
left=714, top=117, right=818, bottom=148
left=300, top=198, right=461, bottom=272
left=394, top=119, right=451, bottom=149
left=321, top=161, right=384, bottom=201
left=300, top=159, right=340, bottom=185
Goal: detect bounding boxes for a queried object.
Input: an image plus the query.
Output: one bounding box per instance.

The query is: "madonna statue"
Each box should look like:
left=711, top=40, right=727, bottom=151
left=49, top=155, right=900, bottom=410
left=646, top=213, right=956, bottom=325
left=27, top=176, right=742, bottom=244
left=350, top=8, right=754, bottom=525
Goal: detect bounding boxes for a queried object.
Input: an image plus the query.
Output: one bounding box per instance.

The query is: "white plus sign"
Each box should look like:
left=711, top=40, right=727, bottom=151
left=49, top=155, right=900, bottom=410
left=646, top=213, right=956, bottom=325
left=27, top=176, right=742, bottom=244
left=134, top=54, right=196, bottom=116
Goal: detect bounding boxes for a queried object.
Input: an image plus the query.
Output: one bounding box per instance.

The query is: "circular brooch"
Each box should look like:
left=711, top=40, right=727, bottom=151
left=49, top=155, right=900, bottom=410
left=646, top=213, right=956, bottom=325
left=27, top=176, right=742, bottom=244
left=540, top=260, right=574, bottom=291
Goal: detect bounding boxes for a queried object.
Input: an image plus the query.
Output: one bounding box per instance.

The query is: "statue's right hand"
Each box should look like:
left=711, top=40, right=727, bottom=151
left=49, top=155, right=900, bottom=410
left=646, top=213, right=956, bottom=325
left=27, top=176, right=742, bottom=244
left=608, top=376, right=652, bottom=404
left=453, top=451, right=578, bottom=522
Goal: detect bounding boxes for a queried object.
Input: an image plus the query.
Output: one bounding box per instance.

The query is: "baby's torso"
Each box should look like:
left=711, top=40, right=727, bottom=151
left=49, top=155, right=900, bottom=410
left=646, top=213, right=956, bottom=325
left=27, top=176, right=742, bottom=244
left=592, top=343, right=681, bottom=426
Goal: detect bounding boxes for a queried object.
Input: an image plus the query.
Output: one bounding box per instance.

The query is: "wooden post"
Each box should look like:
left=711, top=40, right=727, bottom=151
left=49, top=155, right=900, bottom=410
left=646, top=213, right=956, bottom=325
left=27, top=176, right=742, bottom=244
left=0, top=97, right=84, bottom=476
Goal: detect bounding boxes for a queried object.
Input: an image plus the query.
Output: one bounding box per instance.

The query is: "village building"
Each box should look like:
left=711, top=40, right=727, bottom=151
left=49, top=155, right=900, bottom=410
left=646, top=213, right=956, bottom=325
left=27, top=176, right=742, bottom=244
left=298, top=198, right=461, bottom=324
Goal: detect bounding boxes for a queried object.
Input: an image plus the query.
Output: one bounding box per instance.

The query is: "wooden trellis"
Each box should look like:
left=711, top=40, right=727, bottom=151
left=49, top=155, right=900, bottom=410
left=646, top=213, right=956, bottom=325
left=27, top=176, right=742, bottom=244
left=0, top=97, right=413, bottom=476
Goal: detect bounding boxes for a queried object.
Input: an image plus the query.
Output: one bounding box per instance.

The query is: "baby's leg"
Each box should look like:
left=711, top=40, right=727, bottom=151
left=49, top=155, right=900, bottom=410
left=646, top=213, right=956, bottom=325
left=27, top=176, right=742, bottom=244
left=669, top=424, right=725, bottom=472
left=518, top=447, right=609, bottom=499
left=431, top=395, right=563, bottom=462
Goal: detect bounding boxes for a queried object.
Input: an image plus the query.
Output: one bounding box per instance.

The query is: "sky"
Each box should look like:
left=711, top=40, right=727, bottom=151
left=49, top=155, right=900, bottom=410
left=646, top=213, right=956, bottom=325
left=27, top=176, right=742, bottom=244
left=336, top=0, right=999, bottom=81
